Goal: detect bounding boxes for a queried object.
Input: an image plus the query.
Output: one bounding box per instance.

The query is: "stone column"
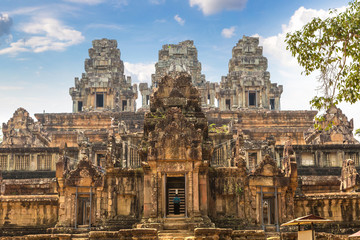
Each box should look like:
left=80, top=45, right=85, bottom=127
left=199, top=173, right=208, bottom=215
left=243, top=89, right=247, bottom=108
left=193, top=170, right=200, bottom=216
left=96, top=189, right=102, bottom=223
left=143, top=172, right=152, bottom=218
left=150, top=172, right=158, bottom=218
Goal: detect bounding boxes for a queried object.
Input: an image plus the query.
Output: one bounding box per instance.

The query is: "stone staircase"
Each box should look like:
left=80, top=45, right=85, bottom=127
left=158, top=230, right=195, bottom=240
left=163, top=217, right=191, bottom=230
left=70, top=233, right=89, bottom=240
left=265, top=231, right=280, bottom=240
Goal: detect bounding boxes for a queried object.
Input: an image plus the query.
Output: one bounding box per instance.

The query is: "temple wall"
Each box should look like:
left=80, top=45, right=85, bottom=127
left=0, top=195, right=58, bottom=234
left=208, top=168, right=256, bottom=229
left=295, top=194, right=360, bottom=224
left=206, top=110, right=316, bottom=145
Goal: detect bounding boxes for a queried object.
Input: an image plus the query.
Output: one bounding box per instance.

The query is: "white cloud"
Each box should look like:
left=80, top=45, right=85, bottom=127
left=124, top=62, right=155, bottom=109
left=0, top=17, right=84, bottom=55
left=256, top=6, right=346, bottom=68
left=252, top=5, right=360, bottom=134
left=0, top=86, right=24, bottom=90
left=86, top=23, right=125, bottom=31
left=150, top=0, right=165, bottom=4
left=63, top=0, right=105, bottom=4
left=124, top=62, right=155, bottom=84
left=221, top=26, right=236, bottom=38
left=0, top=13, right=13, bottom=36
left=174, top=14, right=185, bottom=26
left=189, top=0, right=247, bottom=15
left=154, top=19, right=166, bottom=23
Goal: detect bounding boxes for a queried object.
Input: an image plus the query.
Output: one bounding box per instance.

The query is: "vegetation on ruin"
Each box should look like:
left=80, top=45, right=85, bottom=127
left=285, top=0, right=360, bottom=134
left=209, top=123, right=229, bottom=133
left=356, top=128, right=360, bottom=137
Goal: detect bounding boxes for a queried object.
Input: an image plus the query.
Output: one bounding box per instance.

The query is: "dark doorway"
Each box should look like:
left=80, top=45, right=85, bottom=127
left=96, top=93, right=104, bottom=108
left=78, top=101, right=83, bottom=112
left=122, top=100, right=127, bottom=111
left=225, top=99, right=231, bottom=110
left=270, top=99, right=275, bottom=110
left=263, top=197, right=275, bottom=225
left=249, top=92, right=256, bottom=106
left=166, top=177, right=185, bottom=216
left=77, top=197, right=90, bottom=226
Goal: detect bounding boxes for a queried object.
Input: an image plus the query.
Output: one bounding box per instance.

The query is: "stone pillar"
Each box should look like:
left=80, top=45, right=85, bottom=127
left=193, top=170, right=200, bottom=216
left=143, top=172, right=152, bottom=218
left=199, top=173, right=208, bottom=215
left=96, top=189, right=102, bottom=223
left=150, top=172, right=158, bottom=218
left=243, top=89, right=246, bottom=108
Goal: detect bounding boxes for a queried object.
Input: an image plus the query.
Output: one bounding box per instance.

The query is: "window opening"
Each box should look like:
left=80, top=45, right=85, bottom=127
left=78, top=101, right=83, bottom=112
left=122, top=100, right=127, bottom=111
left=270, top=99, right=275, bottom=110
left=96, top=93, right=104, bottom=108
left=226, top=99, right=231, bottom=110
left=249, top=92, right=256, bottom=106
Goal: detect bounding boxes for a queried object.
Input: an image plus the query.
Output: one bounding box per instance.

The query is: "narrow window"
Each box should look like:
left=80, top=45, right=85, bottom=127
left=0, top=155, right=7, bottom=170
left=270, top=99, right=275, bottom=110
left=146, top=95, right=150, bottom=105
left=97, top=154, right=105, bottom=167
left=225, top=99, right=231, bottom=110
left=78, top=101, right=83, bottom=112
left=122, top=100, right=127, bottom=111
left=96, top=93, right=104, bottom=108
left=249, top=152, right=257, bottom=171
left=249, top=92, right=256, bottom=106
left=207, top=94, right=210, bottom=105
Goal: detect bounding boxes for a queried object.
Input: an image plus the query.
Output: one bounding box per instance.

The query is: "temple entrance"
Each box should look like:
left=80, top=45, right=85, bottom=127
left=77, top=197, right=90, bottom=226
left=262, top=197, right=275, bottom=225
left=259, top=186, right=279, bottom=231
left=166, top=176, right=185, bottom=217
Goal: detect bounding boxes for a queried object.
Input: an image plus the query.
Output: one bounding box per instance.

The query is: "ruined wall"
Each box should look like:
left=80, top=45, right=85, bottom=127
left=0, top=195, right=58, bottom=236
left=100, top=168, right=143, bottom=230
left=295, top=194, right=360, bottom=230
left=206, top=110, right=317, bottom=145
left=208, top=167, right=256, bottom=229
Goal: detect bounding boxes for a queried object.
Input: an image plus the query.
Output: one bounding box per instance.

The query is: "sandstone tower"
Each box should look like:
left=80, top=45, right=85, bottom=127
left=139, top=40, right=217, bottom=110
left=69, top=39, right=137, bottom=112
left=217, top=36, right=283, bottom=111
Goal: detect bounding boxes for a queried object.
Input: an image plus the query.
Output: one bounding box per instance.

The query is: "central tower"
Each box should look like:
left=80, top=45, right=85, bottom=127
left=139, top=72, right=213, bottom=229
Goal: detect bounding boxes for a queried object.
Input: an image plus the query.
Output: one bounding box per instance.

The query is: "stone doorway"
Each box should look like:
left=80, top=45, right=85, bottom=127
left=166, top=176, right=185, bottom=217
left=77, top=197, right=90, bottom=226
left=259, top=186, right=279, bottom=231
left=262, top=197, right=275, bottom=225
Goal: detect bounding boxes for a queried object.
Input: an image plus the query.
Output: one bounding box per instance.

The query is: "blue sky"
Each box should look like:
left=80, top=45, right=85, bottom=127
left=1, top=0, right=359, bottom=137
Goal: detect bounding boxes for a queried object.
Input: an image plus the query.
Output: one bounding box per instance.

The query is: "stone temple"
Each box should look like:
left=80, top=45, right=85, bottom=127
left=0, top=37, right=360, bottom=240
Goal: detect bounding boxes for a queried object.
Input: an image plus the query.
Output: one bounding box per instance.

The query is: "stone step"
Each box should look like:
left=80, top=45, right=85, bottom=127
left=163, top=222, right=189, bottom=230
left=71, top=233, right=89, bottom=239
left=159, top=230, right=194, bottom=240
left=266, top=231, right=280, bottom=240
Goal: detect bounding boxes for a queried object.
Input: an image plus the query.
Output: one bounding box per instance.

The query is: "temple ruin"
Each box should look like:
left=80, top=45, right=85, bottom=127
left=0, top=37, right=360, bottom=240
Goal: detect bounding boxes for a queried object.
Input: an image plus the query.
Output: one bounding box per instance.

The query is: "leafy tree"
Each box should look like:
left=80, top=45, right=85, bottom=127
left=356, top=128, right=360, bottom=137
left=285, top=1, right=360, bottom=111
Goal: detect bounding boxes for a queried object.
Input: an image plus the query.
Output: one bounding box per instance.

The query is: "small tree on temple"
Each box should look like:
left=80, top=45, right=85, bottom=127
left=285, top=0, right=360, bottom=134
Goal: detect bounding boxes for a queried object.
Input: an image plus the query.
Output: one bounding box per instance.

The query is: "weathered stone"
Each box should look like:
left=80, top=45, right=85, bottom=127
left=69, top=39, right=137, bottom=113
left=217, top=36, right=282, bottom=111
left=304, top=106, right=359, bottom=145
